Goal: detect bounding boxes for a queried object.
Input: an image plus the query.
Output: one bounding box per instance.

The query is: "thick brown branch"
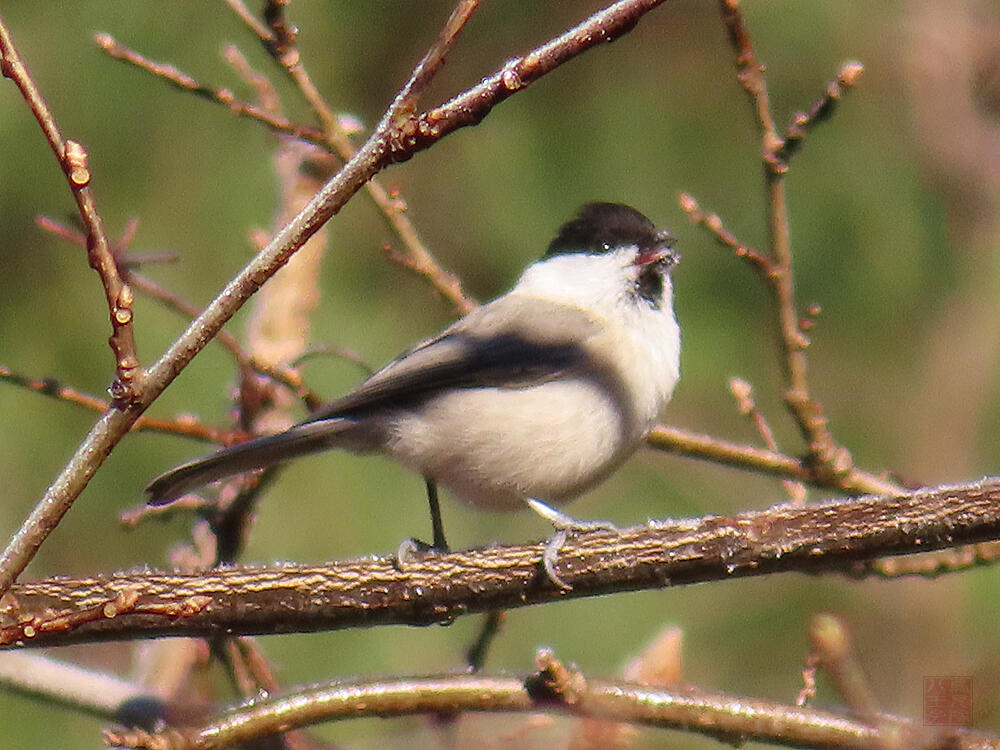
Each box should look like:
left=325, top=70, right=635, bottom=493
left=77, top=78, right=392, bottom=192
left=2, top=478, right=997, bottom=648
left=101, top=669, right=1000, bottom=750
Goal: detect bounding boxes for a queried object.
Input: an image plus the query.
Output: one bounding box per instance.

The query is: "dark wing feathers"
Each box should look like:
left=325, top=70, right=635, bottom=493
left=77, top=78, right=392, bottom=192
left=307, top=297, right=600, bottom=421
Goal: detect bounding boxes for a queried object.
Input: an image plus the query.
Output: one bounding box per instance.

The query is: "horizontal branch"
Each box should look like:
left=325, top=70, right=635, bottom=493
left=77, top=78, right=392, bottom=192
left=2, top=477, right=997, bottom=648
left=102, top=668, right=1000, bottom=750
left=647, top=425, right=901, bottom=496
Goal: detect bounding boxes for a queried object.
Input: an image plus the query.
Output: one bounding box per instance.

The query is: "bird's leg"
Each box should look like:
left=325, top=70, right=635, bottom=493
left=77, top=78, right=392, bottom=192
left=525, top=498, right=619, bottom=589
left=426, top=479, right=449, bottom=552
left=396, top=479, right=450, bottom=567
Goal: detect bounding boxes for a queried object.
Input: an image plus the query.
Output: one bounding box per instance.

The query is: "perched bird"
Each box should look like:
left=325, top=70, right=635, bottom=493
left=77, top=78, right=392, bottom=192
left=147, top=202, right=681, bottom=585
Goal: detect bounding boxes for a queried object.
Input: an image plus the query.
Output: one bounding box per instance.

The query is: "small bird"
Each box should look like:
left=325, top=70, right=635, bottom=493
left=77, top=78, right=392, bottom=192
left=147, top=202, right=681, bottom=585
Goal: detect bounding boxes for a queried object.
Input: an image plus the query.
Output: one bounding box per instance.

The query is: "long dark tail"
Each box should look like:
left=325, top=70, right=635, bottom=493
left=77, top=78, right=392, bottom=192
left=145, top=418, right=352, bottom=505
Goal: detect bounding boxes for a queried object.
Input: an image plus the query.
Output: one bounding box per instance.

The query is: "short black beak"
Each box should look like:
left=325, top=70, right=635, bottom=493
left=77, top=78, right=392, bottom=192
left=634, top=233, right=679, bottom=268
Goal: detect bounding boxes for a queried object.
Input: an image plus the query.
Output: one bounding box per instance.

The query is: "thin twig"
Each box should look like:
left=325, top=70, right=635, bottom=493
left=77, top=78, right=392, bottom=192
left=4, top=478, right=998, bottom=648
left=95, top=33, right=326, bottom=144
left=730, top=377, right=807, bottom=503
left=0, top=0, right=671, bottom=597
left=858, top=541, right=1000, bottom=578
left=465, top=610, right=506, bottom=672
left=805, top=614, right=882, bottom=721
left=0, top=14, right=142, bottom=399
left=678, top=191, right=771, bottom=273
left=778, top=61, right=865, bottom=163
left=101, top=666, right=999, bottom=750
left=36, top=214, right=324, bottom=409
left=226, top=0, right=477, bottom=313
left=645, top=425, right=900, bottom=496
left=388, top=0, right=482, bottom=122
left=718, top=0, right=846, bottom=479
left=0, top=366, right=241, bottom=445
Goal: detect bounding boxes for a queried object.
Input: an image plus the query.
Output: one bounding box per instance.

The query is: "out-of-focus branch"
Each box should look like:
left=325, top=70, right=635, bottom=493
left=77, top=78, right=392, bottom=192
left=0, top=14, right=141, bottom=400
left=0, top=652, right=148, bottom=721
left=3, top=478, right=997, bottom=648
left=0, top=0, right=671, bottom=597
left=101, top=660, right=1000, bottom=750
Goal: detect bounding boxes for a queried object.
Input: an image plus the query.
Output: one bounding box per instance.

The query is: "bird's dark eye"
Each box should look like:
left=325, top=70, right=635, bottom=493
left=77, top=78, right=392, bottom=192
left=601, top=242, right=612, bottom=252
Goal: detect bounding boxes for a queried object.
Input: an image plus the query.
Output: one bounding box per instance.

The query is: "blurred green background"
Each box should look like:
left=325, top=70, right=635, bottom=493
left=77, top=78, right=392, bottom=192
left=1, top=1, right=998, bottom=747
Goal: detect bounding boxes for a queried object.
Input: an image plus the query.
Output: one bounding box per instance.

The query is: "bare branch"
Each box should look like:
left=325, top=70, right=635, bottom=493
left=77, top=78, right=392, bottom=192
left=0, top=652, right=148, bottom=720
left=779, top=61, right=865, bottom=163
left=0, top=366, right=241, bottom=445
left=730, top=377, right=808, bottom=503
left=717, top=0, right=850, bottom=478
left=3, top=478, right=997, bottom=648
left=805, top=614, right=881, bottom=721
left=645, top=426, right=900, bottom=496
left=387, top=0, right=482, bottom=123
left=36, top=214, right=323, bottom=414
left=0, top=14, right=141, bottom=398
left=101, top=664, right=1000, bottom=750
left=226, top=0, right=478, bottom=313
left=94, top=33, right=326, bottom=144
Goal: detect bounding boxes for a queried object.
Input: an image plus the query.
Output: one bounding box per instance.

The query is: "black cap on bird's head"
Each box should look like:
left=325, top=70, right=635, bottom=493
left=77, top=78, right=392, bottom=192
left=545, top=202, right=678, bottom=266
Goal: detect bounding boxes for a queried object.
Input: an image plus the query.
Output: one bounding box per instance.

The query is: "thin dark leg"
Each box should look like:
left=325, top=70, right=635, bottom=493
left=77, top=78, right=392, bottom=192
left=466, top=610, right=505, bottom=672
left=426, top=479, right=449, bottom=552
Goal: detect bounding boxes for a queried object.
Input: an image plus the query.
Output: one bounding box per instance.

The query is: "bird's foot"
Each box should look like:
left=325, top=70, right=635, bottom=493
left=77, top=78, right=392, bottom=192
left=526, top=498, right=619, bottom=590
left=396, top=537, right=450, bottom=570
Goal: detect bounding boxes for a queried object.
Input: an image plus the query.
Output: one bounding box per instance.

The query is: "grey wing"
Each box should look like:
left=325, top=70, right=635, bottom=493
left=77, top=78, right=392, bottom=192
left=307, top=297, right=603, bottom=421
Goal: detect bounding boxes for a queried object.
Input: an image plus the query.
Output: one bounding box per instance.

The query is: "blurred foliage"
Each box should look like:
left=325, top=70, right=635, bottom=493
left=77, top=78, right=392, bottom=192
left=0, top=1, right=998, bottom=748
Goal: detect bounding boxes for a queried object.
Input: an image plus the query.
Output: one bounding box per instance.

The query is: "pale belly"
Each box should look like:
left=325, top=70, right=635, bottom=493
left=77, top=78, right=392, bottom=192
left=383, top=378, right=649, bottom=511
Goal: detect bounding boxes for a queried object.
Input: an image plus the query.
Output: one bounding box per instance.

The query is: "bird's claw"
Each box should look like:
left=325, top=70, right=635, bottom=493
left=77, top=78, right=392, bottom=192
left=528, top=498, right=620, bottom=590
left=396, top=536, right=448, bottom=570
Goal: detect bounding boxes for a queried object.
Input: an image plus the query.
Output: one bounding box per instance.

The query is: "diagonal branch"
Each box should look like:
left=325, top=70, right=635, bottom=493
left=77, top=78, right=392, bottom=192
left=3, top=477, right=997, bottom=648
left=95, top=33, right=326, bottom=145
